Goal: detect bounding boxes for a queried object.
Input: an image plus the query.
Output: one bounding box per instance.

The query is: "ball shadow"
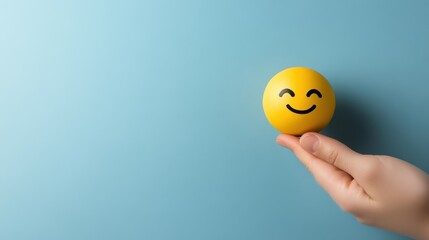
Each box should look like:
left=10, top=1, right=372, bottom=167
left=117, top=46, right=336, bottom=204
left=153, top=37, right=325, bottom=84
left=322, top=90, right=429, bottom=172
left=322, top=93, right=378, bottom=154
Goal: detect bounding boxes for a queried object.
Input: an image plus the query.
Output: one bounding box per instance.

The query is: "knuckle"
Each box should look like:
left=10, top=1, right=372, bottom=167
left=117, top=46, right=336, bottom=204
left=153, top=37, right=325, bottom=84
left=338, top=200, right=357, bottom=214
left=356, top=217, right=372, bottom=226
left=359, top=156, right=382, bottom=181
left=325, top=147, right=340, bottom=166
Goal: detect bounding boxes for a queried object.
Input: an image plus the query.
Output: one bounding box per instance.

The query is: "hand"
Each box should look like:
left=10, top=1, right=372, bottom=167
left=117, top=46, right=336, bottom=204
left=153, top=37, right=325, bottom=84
left=276, top=133, right=429, bottom=239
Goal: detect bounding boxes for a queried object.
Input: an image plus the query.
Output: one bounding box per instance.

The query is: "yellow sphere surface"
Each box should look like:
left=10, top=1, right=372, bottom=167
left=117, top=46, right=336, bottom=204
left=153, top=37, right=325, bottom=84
left=262, top=67, right=336, bottom=135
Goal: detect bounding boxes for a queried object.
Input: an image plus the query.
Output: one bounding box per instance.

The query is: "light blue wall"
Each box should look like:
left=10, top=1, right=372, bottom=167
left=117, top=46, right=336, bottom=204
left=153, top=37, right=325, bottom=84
left=1, top=0, right=427, bottom=239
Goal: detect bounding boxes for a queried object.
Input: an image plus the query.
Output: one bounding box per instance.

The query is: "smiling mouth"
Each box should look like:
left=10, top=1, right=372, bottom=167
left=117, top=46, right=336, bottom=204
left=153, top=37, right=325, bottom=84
left=286, top=104, right=316, bottom=114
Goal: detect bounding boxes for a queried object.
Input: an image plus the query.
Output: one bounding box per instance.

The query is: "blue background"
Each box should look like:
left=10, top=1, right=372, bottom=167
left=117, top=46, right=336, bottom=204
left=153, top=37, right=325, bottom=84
left=1, top=0, right=428, bottom=239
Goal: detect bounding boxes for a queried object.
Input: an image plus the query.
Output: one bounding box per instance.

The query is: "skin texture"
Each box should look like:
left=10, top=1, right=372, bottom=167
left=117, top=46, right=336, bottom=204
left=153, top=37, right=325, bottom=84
left=276, top=133, right=429, bottom=239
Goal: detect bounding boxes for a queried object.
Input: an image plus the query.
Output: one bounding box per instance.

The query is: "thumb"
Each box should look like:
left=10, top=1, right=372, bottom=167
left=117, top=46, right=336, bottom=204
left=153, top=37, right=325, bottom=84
left=299, top=132, right=370, bottom=180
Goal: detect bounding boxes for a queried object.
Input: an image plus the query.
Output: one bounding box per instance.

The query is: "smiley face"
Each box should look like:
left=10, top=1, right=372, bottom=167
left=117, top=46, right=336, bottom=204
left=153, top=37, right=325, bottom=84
left=281, top=88, right=322, bottom=114
left=262, top=67, right=335, bottom=135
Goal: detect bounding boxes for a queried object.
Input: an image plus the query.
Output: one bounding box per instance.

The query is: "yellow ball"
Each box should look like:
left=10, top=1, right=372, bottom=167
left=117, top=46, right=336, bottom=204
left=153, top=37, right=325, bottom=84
left=262, top=67, right=336, bottom=135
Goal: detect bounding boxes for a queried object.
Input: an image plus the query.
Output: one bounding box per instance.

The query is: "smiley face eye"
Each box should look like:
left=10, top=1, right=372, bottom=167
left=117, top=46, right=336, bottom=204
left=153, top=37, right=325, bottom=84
left=306, top=89, right=322, bottom=98
left=279, top=88, right=295, bottom=97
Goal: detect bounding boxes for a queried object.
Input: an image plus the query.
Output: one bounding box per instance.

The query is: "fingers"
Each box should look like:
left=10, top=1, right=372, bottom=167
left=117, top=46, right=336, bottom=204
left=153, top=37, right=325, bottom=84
left=276, top=134, right=326, bottom=175
left=276, top=133, right=374, bottom=213
left=276, top=134, right=371, bottom=211
left=299, top=133, right=378, bottom=183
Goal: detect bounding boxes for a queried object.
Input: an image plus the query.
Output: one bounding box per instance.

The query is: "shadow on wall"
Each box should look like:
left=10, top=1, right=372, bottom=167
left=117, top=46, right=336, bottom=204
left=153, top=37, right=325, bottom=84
left=322, top=91, right=429, bottom=172
left=322, top=92, right=378, bottom=154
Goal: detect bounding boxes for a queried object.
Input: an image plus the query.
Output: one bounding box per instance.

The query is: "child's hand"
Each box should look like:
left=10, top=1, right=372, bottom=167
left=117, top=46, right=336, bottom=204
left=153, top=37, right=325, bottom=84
left=276, top=133, right=429, bottom=239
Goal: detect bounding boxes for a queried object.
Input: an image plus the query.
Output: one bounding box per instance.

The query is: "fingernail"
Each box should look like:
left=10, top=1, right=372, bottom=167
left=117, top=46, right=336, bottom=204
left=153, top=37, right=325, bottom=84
left=300, top=134, right=319, bottom=154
